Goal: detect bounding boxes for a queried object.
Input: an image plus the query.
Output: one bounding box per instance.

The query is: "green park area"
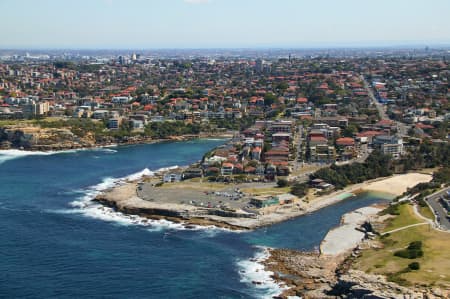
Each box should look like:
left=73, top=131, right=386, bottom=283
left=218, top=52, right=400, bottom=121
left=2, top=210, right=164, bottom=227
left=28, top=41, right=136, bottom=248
left=353, top=204, right=450, bottom=289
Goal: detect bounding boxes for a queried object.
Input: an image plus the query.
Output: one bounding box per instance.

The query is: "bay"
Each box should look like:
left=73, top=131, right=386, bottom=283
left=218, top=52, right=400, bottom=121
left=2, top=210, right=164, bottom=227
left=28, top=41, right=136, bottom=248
left=0, top=139, right=384, bottom=298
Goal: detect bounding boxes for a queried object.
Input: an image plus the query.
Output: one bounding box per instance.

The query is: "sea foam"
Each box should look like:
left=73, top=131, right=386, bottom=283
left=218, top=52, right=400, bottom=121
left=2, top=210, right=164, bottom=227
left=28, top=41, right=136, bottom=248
left=67, top=166, right=233, bottom=233
left=0, top=149, right=60, bottom=164
left=236, top=246, right=288, bottom=299
left=0, top=146, right=117, bottom=164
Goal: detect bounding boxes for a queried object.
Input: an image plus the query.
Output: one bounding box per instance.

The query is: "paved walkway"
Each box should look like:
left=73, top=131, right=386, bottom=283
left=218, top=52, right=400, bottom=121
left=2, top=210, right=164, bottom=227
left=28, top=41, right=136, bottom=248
left=380, top=202, right=450, bottom=236
left=382, top=222, right=428, bottom=235
left=413, top=203, right=450, bottom=234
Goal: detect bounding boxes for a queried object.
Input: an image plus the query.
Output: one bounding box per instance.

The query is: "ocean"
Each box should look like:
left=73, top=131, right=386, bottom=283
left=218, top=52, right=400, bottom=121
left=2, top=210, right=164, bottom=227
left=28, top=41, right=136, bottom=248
left=0, top=139, right=385, bottom=298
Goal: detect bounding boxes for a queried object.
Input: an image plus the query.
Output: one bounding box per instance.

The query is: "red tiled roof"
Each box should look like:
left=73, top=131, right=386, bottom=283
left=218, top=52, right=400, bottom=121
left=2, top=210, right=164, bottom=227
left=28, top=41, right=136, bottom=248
left=376, top=119, right=393, bottom=126
left=310, top=136, right=327, bottom=142
left=415, top=123, right=434, bottom=129
left=336, top=137, right=355, bottom=146
left=356, top=131, right=383, bottom=138
left=244, top=166, right=256, bottom=173
left=270, top=161, right=289, bottom=166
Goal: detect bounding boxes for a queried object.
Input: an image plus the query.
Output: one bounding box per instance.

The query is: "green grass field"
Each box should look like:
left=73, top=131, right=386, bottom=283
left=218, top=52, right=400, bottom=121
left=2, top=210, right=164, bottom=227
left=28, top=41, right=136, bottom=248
left=353, top=204, right=450, bottom=289
left=382, top=203, right=423, bottom=232
left=418, top=205, right=435, bottom=221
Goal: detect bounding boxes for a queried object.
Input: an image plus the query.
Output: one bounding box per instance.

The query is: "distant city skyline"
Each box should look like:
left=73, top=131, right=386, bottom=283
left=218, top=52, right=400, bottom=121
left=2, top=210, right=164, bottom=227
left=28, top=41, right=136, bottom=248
left=1, top=0, right=449, bottom=49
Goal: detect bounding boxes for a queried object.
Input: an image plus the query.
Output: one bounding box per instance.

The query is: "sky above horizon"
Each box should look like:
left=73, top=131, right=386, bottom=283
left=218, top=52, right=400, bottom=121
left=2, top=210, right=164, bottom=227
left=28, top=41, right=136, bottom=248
left=1, top=0, right=449, bottom=49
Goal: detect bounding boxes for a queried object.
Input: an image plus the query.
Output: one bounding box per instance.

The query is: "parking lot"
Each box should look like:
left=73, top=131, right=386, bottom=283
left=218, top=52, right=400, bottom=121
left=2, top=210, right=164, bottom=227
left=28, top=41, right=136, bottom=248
left=137, top=182, right=251, bottom=210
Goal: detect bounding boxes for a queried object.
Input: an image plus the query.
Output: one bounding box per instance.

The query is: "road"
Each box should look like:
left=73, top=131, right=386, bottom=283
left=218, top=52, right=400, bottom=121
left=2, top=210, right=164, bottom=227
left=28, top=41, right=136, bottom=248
left=360, top=75, right=388, bottom=119
left=360, top=74, right=410, bottom=137
left=293, top=124, right=304, bottom=172
left=425, top=187, right=450, bottom=230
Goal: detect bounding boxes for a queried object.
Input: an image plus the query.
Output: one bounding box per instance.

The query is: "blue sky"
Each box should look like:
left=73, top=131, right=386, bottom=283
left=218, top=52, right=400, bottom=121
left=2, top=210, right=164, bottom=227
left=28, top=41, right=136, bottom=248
left=0, top=0, right=449, bottom=49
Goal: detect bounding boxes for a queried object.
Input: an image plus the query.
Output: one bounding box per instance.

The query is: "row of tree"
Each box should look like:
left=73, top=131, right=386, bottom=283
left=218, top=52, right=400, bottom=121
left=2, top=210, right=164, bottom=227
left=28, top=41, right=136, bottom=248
left=310, top=150, right=393, bottom=189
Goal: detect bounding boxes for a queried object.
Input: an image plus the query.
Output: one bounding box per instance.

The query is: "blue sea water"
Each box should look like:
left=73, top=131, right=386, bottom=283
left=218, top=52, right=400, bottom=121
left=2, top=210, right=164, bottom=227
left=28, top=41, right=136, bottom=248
left=0, top=140, right=385, bottom=298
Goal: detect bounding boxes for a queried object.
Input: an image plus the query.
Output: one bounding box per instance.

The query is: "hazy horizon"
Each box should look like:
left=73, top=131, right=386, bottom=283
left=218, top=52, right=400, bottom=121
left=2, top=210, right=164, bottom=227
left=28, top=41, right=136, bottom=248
left=1, top=42, right=450, bottom=52
left=1, top=0, right=449, bottom=49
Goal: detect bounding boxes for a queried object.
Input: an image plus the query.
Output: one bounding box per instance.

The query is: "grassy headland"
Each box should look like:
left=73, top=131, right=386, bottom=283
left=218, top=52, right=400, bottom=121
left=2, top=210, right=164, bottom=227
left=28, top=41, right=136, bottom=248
left=352, top=203, right=450, bottom=289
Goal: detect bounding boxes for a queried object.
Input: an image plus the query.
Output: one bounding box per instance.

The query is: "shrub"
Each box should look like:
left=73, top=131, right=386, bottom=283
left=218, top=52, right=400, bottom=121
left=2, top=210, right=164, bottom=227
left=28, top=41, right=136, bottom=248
left=277, top=178, right=289, bottom=188
left=408, top=262, right=420, bottom=270
left=380, top=204, right=400, bottom=216
left=394, top=249, right=423, bottom=259
left=394, top=241, right=424, bottom=259
left=407, top=241, right=422, bottom=250
left=290, top=182, right=309, bottom=198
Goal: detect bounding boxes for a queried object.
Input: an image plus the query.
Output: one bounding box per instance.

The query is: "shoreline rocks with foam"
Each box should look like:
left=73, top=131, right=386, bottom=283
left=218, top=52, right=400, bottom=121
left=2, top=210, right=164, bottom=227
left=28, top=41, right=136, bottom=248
left=91, top=172, right=432, bottom=231
left=236, top=246, right=288, bottom=299
left=68, top=166, right=239, bottom=233
left=261, top=202, right=447, bottom=298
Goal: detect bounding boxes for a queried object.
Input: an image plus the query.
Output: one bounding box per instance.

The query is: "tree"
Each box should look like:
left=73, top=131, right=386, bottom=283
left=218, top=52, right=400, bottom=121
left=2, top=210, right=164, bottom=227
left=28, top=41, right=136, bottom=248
left=291, top=182, right=309, bottom=198
left=275, top=82, right=289, bottom=91
left=264, top=93, right=277, bottom=107
left=433, top=167, right=450, bottom=185
left=277, top=178, right=289, bottom=188
left=309, top=151, right=393, bottom=189
left=342, top=124, right=358, bottom=137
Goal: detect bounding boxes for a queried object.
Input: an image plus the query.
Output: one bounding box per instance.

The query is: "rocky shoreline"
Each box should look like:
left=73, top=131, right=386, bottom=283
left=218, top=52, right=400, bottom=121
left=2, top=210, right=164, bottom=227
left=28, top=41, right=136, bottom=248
left=262, top=208, right=448, bottom=299
left=93, top=194, right=249, bottom=231
left=89, top=173, right=431, bottom=233
left=264, top=247, right=445, bottom=299
left=0, top=125, right=232, bottom=151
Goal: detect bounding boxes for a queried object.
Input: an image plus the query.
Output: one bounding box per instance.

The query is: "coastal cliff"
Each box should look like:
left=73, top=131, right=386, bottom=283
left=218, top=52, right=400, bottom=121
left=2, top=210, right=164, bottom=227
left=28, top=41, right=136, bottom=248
left=0, top=125, right=231, bottom=151
left=0, top=125, right=96, bottom=150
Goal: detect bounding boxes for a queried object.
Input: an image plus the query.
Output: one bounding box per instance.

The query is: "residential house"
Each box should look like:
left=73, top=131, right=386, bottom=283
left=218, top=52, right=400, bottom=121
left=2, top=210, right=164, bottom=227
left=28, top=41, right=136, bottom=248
left=221, top=162, right=234, bottom=176
left=335, top=137, right=356, bottom=161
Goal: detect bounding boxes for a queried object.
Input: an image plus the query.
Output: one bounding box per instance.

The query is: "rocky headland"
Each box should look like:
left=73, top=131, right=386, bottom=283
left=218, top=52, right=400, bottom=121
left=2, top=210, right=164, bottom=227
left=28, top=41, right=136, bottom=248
left=263, top=206, right=449, bottom=299
left=0, top=125, right=231, bottom=151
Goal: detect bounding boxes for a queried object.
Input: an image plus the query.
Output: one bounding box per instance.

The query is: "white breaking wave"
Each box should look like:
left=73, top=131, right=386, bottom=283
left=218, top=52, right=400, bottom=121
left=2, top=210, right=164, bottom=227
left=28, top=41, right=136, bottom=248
left=0, top=149, right=69, bottom=164
left=0, top=146, right=118, bottom=164
left=237, top=246, right=288, bottom=299
left=92, top=148, right=118, bottom=154
left=66, top=166, right=234, bottom=233
left=124, top=168, right=154, bottom=181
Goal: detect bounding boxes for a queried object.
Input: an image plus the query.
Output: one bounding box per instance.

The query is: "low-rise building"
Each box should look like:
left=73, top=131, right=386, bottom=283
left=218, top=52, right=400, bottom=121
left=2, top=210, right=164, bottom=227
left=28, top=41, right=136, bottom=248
left=373, top=135, right=403, bottom=159
left=108, top=117, right=122, bottom=130
left=183, top=167, right=203, bottom=179
left=250, top=195, right=279, bottom=208
left=163, top=172, right=182, bottom=183
left=221, top=162, right=234, bottom=176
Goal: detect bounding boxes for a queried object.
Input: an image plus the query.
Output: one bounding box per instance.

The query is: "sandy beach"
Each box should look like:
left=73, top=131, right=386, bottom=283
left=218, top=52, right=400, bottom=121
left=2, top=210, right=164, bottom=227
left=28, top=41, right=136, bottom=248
left=361, top=172, right=432, bottom=195
left=316, top=173, right=432, bottom=255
